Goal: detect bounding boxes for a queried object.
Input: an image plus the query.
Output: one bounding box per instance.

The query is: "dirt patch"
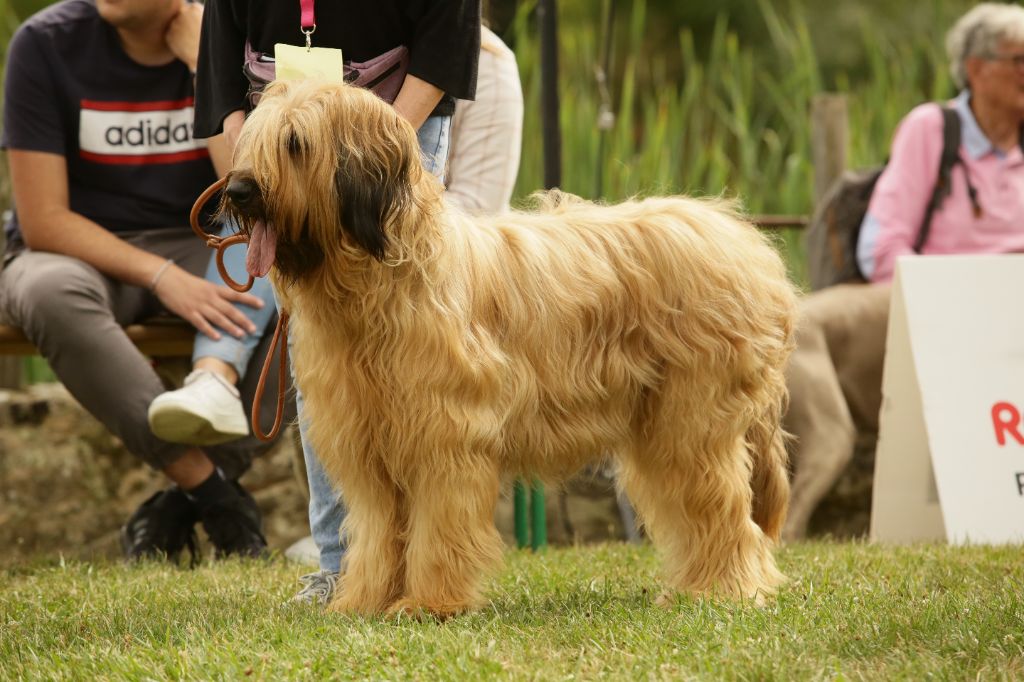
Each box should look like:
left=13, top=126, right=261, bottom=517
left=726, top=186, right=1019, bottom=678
left=807, top=435, right=875, bottom=539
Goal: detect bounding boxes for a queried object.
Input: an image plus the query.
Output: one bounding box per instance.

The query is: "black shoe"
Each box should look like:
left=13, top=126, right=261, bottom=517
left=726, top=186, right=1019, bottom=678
left=198, top=482, right=268, bottom=559
left=121, top=487, right=200, bottom=565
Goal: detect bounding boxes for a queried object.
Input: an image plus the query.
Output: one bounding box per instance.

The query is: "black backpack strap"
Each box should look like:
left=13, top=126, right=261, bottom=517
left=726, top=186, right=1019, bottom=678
left=937, top=106, right=961, bottom=195
left=914, top=105, right=988, bottom=252
left=913, top=106, right=962, bottom=253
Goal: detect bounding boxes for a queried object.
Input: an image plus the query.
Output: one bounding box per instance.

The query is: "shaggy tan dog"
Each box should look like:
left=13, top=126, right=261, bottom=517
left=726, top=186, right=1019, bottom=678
left=223, top=79, right=799, bottom=618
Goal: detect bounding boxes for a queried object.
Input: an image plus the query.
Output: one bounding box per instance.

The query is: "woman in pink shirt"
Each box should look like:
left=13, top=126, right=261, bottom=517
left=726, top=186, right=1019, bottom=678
left=786, top=2, right=1024, bottom=540
left=857, top=2, right=1024, bottom=282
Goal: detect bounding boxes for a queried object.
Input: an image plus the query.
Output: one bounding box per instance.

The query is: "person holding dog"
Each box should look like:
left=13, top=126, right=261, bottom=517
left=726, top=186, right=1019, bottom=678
left=278, top=23, right=525, bottom=571
left=161, top=0, right=481, bottom=604
left=0, top=0, right=295, bottom=562
left=151, top=20, right=522, bottom=601
left=784, top=2, right=1024, bottom=539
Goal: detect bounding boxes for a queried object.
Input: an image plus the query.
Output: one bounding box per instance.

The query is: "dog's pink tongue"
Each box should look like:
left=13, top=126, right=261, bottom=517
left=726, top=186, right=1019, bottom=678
left=246, top=220, right=277, bottom=278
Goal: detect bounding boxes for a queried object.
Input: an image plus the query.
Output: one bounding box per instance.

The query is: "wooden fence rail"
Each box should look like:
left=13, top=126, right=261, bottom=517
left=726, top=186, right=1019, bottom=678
left=751, top=215, right=809, bottom=230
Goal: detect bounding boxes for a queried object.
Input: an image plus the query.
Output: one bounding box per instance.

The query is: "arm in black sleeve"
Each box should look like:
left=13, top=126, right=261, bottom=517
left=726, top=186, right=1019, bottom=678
left=407, top=0, right=481, bottom=101
left=1, top=26, right=65, bottom=154
left=193, top=0, right=248, bottom=138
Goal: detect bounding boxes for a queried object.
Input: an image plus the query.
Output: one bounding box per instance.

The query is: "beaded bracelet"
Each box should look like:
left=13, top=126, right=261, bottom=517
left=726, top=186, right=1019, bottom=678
left=149, top=258, right=174, bottom=292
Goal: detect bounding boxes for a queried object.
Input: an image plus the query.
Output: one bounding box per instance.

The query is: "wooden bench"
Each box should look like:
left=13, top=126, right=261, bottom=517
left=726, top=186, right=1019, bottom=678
left=0, top=319, right=195, bottom=357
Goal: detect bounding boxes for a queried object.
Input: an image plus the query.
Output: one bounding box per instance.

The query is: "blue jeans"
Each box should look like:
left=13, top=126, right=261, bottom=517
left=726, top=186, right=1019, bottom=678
left=197, top=116, right=452, bottom=573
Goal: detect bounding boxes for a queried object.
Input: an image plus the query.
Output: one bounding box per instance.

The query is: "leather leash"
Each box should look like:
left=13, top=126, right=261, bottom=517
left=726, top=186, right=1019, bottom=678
left=190, top=178, right=289, bottom=442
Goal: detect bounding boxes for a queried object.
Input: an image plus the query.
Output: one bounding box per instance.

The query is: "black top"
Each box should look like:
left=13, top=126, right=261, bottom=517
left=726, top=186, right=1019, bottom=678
left=194, top=0, right=481, bottom=138
left=1, top=0, right=217, bottom=248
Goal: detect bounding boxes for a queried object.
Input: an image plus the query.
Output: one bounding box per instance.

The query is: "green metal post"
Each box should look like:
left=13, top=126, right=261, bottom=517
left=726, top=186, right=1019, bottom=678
left=530, top=479, right=547, bottom=550
left=513, top=479, right=529, bottom=549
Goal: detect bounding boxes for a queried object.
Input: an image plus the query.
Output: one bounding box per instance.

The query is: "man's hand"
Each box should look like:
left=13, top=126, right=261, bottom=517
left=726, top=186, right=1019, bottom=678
left=152, top=262, right=265, bottom=341
left=165, top=0, right=203, bottom=73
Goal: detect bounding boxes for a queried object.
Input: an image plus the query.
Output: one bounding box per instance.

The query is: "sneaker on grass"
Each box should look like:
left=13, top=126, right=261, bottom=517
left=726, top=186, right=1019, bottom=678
left=290, top=570, right=340, bottom=606
left=121, top=487, right=200, bottom=565
left=148, top=369, right=249, bottom=445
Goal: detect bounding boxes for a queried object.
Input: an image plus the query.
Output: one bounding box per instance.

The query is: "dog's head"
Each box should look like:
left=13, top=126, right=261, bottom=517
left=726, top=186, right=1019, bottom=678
left=222, top=79, right=425, bottom=282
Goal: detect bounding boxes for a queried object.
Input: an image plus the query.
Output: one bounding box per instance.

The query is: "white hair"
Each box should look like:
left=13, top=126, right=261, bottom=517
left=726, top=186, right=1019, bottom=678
left=946, top=3, right=1024, bottom=89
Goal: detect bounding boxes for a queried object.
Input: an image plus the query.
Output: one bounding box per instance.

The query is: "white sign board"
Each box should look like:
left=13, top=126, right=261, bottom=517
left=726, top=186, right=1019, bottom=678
left=871, top=255, right=1024, bottom=545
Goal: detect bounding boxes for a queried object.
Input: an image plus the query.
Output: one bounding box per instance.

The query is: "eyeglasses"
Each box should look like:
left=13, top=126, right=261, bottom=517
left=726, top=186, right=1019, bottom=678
left=987, top=53, right=1024, bottom=69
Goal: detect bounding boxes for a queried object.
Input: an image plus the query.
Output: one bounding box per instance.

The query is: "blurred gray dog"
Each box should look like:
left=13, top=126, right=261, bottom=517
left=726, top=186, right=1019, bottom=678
left=783, top=284, right=890, bottom=540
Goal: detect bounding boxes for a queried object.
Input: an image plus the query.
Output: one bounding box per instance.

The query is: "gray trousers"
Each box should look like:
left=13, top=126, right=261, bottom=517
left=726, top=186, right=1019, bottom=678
left=0, top=228, right=295, bottom=480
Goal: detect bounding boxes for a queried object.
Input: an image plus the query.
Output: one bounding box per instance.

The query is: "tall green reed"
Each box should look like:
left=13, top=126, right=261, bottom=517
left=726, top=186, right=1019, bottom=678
left=514, top=0, right=963, bottom=204
left=509, top=0, right=967, bottom=282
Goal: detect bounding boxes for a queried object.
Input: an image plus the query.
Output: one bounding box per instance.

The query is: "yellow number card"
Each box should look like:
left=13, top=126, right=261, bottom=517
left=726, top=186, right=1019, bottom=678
left=274, top=44, right=344, bottom=81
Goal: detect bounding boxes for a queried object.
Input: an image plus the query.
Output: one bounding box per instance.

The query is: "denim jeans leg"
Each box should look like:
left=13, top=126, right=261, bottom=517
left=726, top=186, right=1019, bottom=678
left=416, top=115, right=452, bottom=181
left=297, top=389, right=346, bottom=573
left=191, top=221, right=278, bottom=377
left=301, top=115, right=453, bottom=573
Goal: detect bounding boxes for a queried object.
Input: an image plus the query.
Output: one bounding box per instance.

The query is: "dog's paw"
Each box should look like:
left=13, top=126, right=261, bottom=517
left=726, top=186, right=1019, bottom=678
left=655, top=587, right=771, bottom=608
left=325, top=592, right=387, bottom=617
left=386, top=598, right=465, bottom=622
left=323, top=597, right=355, bottom=615
left=386, top=599, right=432, bottom=621
left=654, top=590, right=677, bottom=609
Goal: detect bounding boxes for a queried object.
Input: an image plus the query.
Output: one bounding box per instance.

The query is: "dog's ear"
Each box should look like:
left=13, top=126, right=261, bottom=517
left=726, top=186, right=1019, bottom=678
left=331, top=101, right=419, bottom=260
left=334, top=153, right=418, bottom=262
left=334, top=160, right=401, bottom=261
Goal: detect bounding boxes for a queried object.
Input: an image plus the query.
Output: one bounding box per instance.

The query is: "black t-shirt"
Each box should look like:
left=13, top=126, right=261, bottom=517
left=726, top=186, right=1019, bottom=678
left=1, top=0, right=217, bottom=248
left=194, top=0, right=481, bottom=138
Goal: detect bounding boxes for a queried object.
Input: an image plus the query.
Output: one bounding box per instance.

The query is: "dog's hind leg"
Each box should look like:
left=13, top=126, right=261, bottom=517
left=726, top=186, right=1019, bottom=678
left=327, top=466, right=407, bottom=616
left=621, top=387, right=785, bottom=603
left=389, top=457, right=504, bottom=619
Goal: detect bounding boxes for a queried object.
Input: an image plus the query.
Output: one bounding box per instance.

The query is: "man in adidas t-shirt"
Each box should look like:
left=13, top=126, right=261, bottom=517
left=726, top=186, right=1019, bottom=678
left=0, top=0, right=293, bottom=562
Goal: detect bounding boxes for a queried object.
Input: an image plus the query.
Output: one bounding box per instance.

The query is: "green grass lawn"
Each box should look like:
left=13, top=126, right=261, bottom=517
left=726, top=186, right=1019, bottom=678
left=1, top=541, right=1022, bottom=680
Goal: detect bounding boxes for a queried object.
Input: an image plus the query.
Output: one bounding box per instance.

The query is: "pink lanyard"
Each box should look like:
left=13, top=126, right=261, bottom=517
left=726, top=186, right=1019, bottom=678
left=300, top=0, right=316, bottom=49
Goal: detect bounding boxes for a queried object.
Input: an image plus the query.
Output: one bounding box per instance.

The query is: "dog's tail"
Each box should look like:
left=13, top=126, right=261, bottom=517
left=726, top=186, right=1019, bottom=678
left=747, top=410, right=790, bottom=542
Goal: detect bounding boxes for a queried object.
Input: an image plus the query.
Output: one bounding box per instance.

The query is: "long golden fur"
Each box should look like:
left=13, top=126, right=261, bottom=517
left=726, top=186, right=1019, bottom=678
left=224, top=79, right=799, bottom=618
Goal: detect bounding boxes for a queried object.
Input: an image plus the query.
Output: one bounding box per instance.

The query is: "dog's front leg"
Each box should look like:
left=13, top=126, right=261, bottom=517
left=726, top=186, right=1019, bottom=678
left=389, top=457, right=505, bottom=619
left=327, top=466, right=406, bottom=616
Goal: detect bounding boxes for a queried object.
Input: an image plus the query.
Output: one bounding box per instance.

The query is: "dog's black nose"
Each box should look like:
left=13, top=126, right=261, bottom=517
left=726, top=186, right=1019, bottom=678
left=226, top=177, right=258, bottom=207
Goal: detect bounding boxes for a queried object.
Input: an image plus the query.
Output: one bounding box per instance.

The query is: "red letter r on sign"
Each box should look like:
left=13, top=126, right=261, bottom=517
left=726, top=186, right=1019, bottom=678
left=992, top=402, right=1024, bottom=446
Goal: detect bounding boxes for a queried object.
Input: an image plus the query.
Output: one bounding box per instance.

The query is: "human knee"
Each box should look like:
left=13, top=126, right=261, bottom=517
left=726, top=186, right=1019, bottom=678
left=4, top=256, right=109, bottom=325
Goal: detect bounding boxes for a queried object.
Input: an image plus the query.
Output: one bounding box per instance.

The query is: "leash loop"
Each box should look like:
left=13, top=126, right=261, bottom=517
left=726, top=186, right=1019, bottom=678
left=191, top=177, right=289, bottom=442
left=190, top=176, right=256, bottom=293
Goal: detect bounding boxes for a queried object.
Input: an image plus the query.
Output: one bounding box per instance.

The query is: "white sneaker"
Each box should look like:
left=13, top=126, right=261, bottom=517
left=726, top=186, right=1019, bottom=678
left=148, top=369, right=249, bottom=445
left=284, top=535, right=321, bottom=567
